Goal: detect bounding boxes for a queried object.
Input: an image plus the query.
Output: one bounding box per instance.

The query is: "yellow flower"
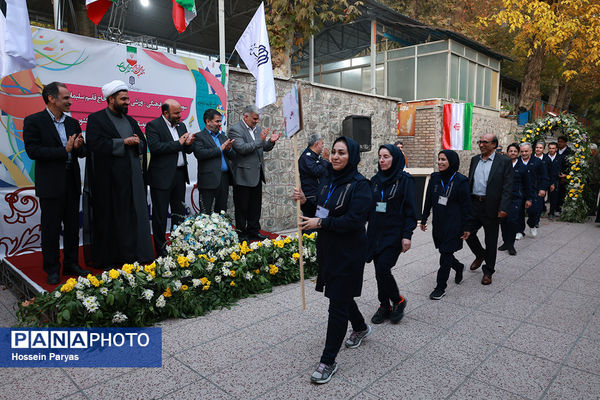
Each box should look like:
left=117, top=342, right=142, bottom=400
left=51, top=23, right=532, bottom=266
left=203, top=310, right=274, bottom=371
left=283, top=237, right=292, bottom=244
left=254, top=269, right=260, bottom=274
left=60, top=278, right=77, bottom=293
left=163, top=287, right=172, bottom=297
left=309, top=232, right=316, bottom=239
left=200, top=277, right=209, bottom=285
left=122, top=264, right=134, bottom=274
left=202, top=285, right=210, bottom=291
left=198, top=254, right=208, bottom=260
left=230, top=281, right=236, bottom=287
left=581, top=155, right=586, bottom=159
left=569, top=193, right=574, bottom=197
left=526, top=134, right=530, bottom=138
left=181, top=285, right=188, bottom=291
left=566, top=175, right=571, bottom=179
left=230, top=270, right=236, bottom=277
left=108, top=269, right=120, bottom=279
left=230, top=252, right=241, bottom=261
left=144, top=263, right=156, bottom=274
left=527, top=130, right=532, bottom=133
left=574, top=194, right=578, bottom=198
left=208, top=257, right=216, bottom=262
left=269, top=265, right=279, bottom=275
left=292, top=253, right=300, bottom=259
left=177, top=255, right=190, bottom=268
left=256, top=242, right=263, bottom=247
left=87, top=274, right=100, bottom=288
left=575, top=143, right=579, bottom=148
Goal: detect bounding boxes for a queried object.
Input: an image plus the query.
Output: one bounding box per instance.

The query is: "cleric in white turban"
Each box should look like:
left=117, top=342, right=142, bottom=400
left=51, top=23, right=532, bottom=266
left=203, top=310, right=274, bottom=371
left=101, top=80, right=128, bottom=99
left=83, top=79, right=154, bottom=269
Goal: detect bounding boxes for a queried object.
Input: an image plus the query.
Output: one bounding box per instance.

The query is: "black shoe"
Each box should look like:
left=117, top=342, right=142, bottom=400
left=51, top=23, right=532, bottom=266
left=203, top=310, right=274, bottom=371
left=390, top=297, right=406, bottom=324
left=46, top=273, right=60, bottom=285
left=249, top=233, right=268, bottom=241
left=63, top=264, right=91, bottom=276
left=508, top=247, right=517, bottom=256
left=498, top=243, right=508, bottom=251
left=429, top=288, right=445, bottom=300
left=370, top=305, right=391, bottom=324
left=455, top=263, right=464, bottom=284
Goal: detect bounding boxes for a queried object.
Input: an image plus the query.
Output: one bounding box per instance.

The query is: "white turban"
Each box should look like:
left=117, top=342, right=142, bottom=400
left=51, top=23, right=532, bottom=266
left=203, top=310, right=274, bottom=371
left=101, top=80, right=127, bottom=98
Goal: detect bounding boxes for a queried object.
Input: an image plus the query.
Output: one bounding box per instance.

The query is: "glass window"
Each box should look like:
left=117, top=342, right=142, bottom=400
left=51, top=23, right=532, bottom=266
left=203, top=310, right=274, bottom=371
left=490, top=58, right=501, bottom=70
left=484, top=68, right=491, bottom=107
left=459, top=57, right=468, bottom=101
left=491, top=70, right=499, bottom=109
left=321, top=72, right=341, bottom=87
left=417, top=53, right=447, bottom=99
left=465, top=47, right=477, bottom=60
left=417, top=41, right=448, bottom=54
left=341, top=68, right=362, bottom=91
left=388, top=47, right=415, bottom=59
left=352, top=56, right=370, bottom=67
left=322, top=60, right=351, bottom=72
left=387, top=58, right=415, bottom=100
left=476, top=64, right=485, bottom=105
left=450, top=41, right=465, bottom=55
left=377, top=53, right=385, bottom=63
left=376, top=66, right=384, bottom=95
left=467, top=61, right=476, bottom=103
left=450, top=54, right=459, bottom=99
left=478, top=53, right=489, bottom=66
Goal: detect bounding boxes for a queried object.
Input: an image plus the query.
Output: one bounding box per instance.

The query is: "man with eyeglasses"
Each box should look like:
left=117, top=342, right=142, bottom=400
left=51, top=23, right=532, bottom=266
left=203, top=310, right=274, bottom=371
left=466, top=134, right=513, bottom=285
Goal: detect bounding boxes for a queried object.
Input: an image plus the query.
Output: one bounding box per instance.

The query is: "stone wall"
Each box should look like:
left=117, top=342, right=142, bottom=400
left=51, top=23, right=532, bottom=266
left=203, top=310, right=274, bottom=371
left=225, top=69, right=519, bottom=231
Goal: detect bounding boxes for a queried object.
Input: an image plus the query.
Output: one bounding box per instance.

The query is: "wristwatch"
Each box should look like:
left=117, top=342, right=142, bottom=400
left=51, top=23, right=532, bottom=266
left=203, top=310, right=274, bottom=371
left=317, top=218, right=322, bottom=228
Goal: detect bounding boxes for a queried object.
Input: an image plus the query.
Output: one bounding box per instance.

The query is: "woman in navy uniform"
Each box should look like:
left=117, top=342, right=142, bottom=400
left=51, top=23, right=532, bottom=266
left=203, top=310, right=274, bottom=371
left=293, top=136, right=372, bottom=384
left=420, top=150, right=472, bottom=300
left=367, top=144, right=417, bottom=322
left=498, top=143, right=534, bottom=255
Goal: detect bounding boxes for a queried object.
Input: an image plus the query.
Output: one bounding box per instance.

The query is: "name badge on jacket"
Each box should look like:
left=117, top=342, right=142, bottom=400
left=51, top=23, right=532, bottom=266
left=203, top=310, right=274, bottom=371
left=316, top=206, right=329, bottom=218
left=438, top=196, right=448, bottom=206
left=376, top=202, right=387, bottom=213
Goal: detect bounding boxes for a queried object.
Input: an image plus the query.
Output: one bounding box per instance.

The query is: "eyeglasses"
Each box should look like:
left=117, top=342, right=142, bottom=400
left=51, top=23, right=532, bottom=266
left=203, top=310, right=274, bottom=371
left=478, top=140, right=490, bottom=144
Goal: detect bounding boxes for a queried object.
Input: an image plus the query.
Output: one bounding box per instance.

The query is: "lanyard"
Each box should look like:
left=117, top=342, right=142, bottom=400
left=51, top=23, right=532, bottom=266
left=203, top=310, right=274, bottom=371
left=440, top=172, right=456, bottom=193
left=323, top=184, right=337, bottom=206
left=380, top=189, right=385, bottom=201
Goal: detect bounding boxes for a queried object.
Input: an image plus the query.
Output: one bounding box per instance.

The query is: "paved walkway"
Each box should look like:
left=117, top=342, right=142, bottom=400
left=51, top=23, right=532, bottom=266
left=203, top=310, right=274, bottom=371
left=1, top=218, right=599, bottom=399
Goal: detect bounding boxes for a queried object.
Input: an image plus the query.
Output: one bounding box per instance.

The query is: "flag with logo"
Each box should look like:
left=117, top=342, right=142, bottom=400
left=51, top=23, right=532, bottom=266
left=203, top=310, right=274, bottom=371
left=86, top=0, right=117, bottom=25
left=0, top=0, right=36, bottom=78
left=234, top=2, right=276, bottom=109
left=172, top=0, right=196, bottom=33
left=442, top=102, right=473, bottom=150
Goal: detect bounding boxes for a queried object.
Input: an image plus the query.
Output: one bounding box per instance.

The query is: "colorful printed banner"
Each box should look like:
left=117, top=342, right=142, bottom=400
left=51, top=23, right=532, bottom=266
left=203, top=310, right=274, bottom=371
left=0, top=27, right=229, bottom=257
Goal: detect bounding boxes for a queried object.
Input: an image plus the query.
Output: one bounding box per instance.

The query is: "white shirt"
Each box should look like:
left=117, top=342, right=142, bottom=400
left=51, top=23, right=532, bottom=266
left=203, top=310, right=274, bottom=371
left=548, top=154, right=556, bottom=161
left=558, top=147, right=567, bottom=155
left=163, top=116, right=185, bottom=167
left=242, top=120, right=258, bottom=141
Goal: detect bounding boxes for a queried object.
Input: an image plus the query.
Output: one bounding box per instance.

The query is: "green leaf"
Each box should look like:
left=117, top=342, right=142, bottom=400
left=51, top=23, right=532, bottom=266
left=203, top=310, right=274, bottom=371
left=62, top=309, right=70, bottom=321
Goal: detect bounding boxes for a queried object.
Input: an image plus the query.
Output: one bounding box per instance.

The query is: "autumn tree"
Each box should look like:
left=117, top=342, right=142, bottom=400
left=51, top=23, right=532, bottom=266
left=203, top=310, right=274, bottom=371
left=482, top=0, right=600, bottom=110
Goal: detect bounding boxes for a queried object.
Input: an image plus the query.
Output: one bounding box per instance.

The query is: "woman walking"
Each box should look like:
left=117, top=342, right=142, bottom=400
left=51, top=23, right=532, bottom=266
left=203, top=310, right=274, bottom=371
left=367, top=144, right=417, bottom=323
left=420, top=150, right=472, bottom=300
left=293, top=136, right=372, bottom=384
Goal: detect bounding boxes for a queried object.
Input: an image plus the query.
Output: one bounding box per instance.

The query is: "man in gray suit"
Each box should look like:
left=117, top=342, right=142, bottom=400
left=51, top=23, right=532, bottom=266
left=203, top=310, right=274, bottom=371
left=146, top=99, right=195, bottom=256
left=466, top=133, right=513, bottom=285
left=228, top=105, right=280, bottom=241
left=194, top=108, right=235, bottom=214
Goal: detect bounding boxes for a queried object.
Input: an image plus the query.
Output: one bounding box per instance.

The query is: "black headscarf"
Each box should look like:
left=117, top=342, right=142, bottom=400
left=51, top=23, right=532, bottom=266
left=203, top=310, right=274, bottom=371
left=372, top=144, right=406, bottom=186
left=439, top=149, right=460, bottom=184
left=329, top=136, right=361, bottom=186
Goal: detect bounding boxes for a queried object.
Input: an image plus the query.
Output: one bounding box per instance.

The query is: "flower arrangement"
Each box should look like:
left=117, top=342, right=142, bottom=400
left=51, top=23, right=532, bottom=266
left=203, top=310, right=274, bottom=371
left=17, top=213, right=318, bottom=327
left=516, top=113, right=591, bottom=222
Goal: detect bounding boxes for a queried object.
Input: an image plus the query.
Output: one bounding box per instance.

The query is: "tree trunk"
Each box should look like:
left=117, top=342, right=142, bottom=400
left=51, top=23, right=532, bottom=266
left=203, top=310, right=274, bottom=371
left=556, top=84, right=571, bottom=110
left=73, top=0, right=95, bottom=37
left=548, top=78, right=560, bottom=107
left=271, top=47, right=291, bottom=79
left=518, top=44, right=545, bottom=110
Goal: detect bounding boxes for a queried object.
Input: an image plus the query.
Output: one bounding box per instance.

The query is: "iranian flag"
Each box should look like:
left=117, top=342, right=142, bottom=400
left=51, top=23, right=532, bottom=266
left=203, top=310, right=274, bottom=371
left=443, top=102, right=473, bottom=150
left=172, top=0, right=197, bottom=33
left=86, top=0, right=116, bottom=25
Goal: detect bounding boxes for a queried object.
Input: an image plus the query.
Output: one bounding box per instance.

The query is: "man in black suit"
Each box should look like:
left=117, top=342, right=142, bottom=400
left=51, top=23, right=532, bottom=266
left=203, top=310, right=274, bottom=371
left=466, top=133, right=513, bottom=285
left=228, top=105, right=280, bottom=241
left=193, top=108, right=235, bottom=215
left=146, top=99, right=195, bottom=257
left=546, top=142, right=562, bottom=219
left=556, top=135, right=572, bottom=214
left=23, top=82, right=90, bottom=284
left=298, top=133, right=330, bottom=217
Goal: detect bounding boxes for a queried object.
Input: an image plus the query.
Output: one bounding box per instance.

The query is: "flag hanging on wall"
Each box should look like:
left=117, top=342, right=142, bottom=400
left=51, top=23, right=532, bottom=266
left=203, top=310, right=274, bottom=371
left=86, top=0, right=117, bottom=25
left=172, top=0, right=196, bottom=33
left=0, top=0, right=36, bottom=78
left=234, top=2, right=276, bottom=109
left=443, top=102, right=473, bottom=150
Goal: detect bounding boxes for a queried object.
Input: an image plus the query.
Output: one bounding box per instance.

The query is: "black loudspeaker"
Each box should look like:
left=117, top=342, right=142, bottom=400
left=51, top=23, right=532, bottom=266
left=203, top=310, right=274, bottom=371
left=342, top=115, right=371, bottom=152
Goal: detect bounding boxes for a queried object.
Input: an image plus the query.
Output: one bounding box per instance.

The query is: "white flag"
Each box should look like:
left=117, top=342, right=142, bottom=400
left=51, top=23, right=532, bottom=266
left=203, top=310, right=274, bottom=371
left=0, top=0, right=36, bottom=78
left=234, top=2, right=276, bottom=109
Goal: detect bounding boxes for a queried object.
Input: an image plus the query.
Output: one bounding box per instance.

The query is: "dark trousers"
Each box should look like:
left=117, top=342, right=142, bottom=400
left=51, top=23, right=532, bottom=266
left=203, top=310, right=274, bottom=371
left=466, top=200, right=500, bottom=276
left=436, top=252, right=461, bottom=291
left=557, top=180, right=567, bottom=211
left=321, top=297, right=367, bottom=365
left=40, top=169, right=80, bottom=275
left=199, top=172, right=229, bottom=214
left=150, top=168, right=187, bottom=257
left=373, top=247, right=402, bottom=307
left=500, top=198, right=522, bottom=248
left=527, top=195, right=543, bottom=228
left=233, top=181, right=262, bottom=236
left=548, top=186, right=560, bottom=216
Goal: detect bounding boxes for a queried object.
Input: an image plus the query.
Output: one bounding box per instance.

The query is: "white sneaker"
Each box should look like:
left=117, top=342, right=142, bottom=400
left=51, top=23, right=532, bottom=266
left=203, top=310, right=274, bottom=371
left=530, top=227, right=538, bottom=237
left=515, top=233, right=524, bottom=240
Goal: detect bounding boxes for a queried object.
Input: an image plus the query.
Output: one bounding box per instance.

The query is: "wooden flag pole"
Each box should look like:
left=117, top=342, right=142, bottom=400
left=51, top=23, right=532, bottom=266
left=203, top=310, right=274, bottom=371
left=293, top=132, right=306, bottom=310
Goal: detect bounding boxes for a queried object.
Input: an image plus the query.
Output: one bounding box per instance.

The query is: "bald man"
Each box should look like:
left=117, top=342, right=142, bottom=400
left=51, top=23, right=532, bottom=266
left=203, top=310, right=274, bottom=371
left=146, top=99, right=195, bottom=256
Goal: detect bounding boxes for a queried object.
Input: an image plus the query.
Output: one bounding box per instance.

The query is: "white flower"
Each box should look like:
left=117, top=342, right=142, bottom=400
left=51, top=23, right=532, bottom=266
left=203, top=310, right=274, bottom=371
left=192, top=279, right=201, bottom=287
left=173, top=280, right=182, bottom=290
left=221, top=267, right=230, bottom=276
left=162, top=270, right=173, bottom=278
left=215, top=275, right=222, bottom=283
left=244, top=272, right=253, bottom=281
left=206, top=262, right=214, bottom=272
left=99, top=287, right=109, bottom=296
left=156, top=295, right=166, bottom=308
left=146, top=274, right=153, bottom=281
left=141, top=289, right=154, bottom=301
left=183, top=270, right=191, bottom=277
left=75, top=282, right=84, bottom=290
left=82, top=296, right=99, bottom=313
left=54, top=291, right=61, bottom=298
left=76, top=290, right=85, bottom=300
left=223, top=261, right=232, bottom=268
left=112, top=312, right=128, bottom=323
left=250, top=242, right=260, bottom=250
left=78, top=276, right=91, bottom=287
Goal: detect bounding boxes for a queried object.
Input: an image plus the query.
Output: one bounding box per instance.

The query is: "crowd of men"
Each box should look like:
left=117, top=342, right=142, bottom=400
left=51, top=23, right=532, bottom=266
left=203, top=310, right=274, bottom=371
left=24, top=80, right=279, bottom=284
